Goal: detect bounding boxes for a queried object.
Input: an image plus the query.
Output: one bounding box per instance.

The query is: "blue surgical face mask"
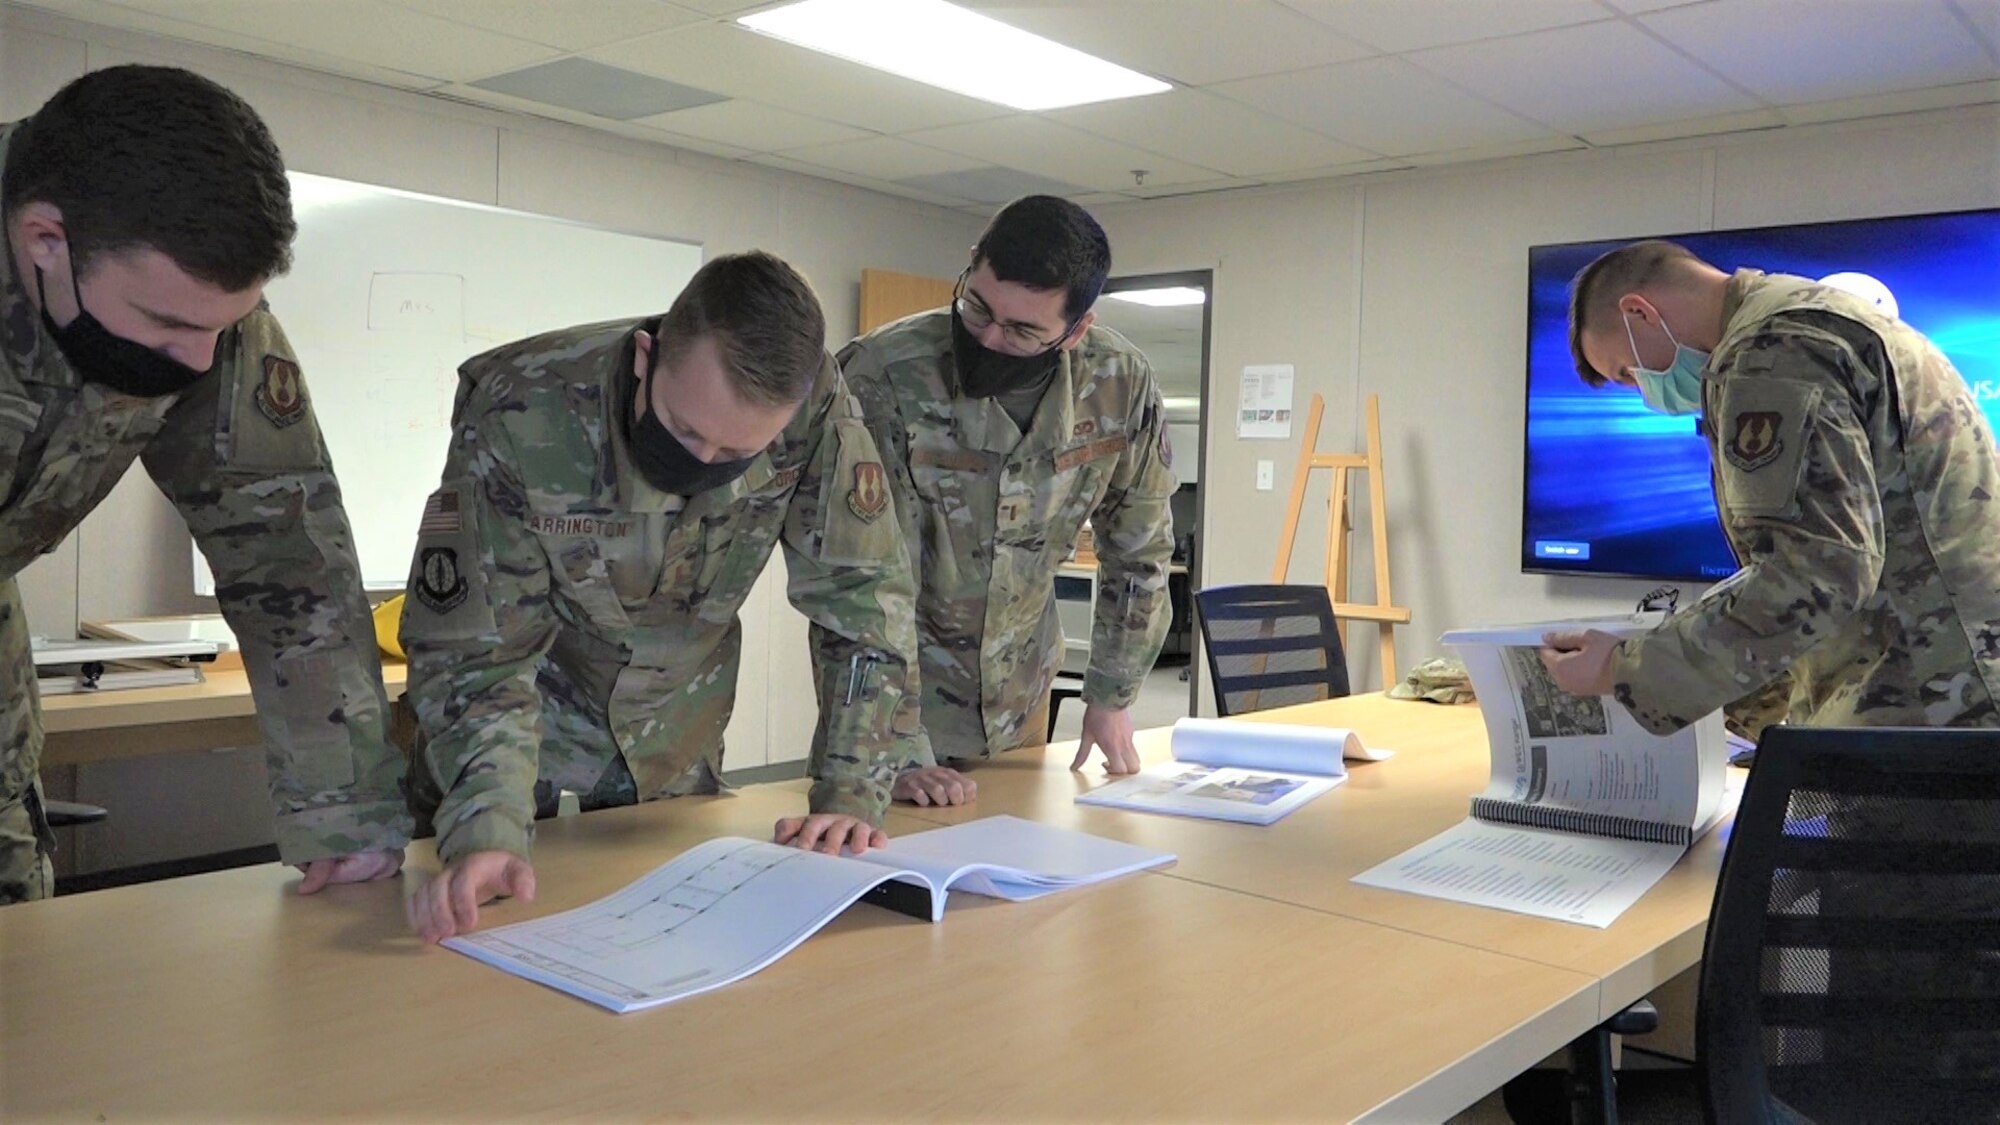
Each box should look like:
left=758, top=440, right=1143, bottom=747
left=1622, top=312, right=1707, bottom=416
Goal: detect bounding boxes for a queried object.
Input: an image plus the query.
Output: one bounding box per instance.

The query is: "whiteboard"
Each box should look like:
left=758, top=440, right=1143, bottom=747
left=195, top=172, right=702, bottom=592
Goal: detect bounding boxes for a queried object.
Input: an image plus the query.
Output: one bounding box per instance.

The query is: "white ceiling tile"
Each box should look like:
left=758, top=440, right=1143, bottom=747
left=747, top=153, right=977, bottom=207
left=1774, top=78, right=2000, bottom=125
left=899, top=165, right=1096, bottom=204
left=900, top=115, right=1226, bottom=192
left=106, top=0, right=563, bottom=83
left=1257, top=157, right=1412, bottom=181
left=437, top=83, right=755, bottom=160
left=775, top=135, right=988, bottom=180
left=1212, top=56, right=1558, bottom=156
left=1598, top=0, right=1715, bottom=11
left=961, top=0, right=1374, bottom=85
left=671, top=0, right=777, bottom=12
left=636, top=100, right=869, bottom=151
left=1580, top=107, right=1786, bottom=145
left=1397, top=135, right=1588, bottom=165
left=15, top=0, right=451, bottom=89
left=1279, top=0, right=1615, bottom=52
left=389, top=0, right=704, bottom=51
left=1047, top=88, right=1380, bottom=176
left=1642, top=0, right=2000, bottom=105
left=589, top=22, right=1009, bottom=133
left=1412, top=19, right=1764, bottom=134
left=1122, top=176, right=1264, bottom=199
left=1954, top=0, right=2000, bottom=55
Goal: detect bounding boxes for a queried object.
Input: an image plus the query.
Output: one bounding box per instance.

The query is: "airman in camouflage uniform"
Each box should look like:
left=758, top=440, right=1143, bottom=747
left=1, top=68, right=410, bottom=903
left=837, top=197, right=1176, bottom=798
left=400, top=252, right=926, bottom=941
left=1547, top=242, right=2000, bottom=734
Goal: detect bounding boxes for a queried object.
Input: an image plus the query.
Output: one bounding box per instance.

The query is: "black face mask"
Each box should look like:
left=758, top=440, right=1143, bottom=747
left=36, top=255, right=211, bottom=398
left=628, top=361, right=758, bottom=496
left=950, top=308, right=1062, bottom=400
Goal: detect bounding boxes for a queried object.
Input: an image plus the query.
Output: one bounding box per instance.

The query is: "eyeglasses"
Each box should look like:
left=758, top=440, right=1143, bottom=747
left=953, top=269, right=1073, bottom=354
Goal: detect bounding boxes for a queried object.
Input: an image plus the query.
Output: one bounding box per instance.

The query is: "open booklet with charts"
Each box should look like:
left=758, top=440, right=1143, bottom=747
left=1354, top=614, right=1733, bottom=927
left=445, top=816, right=1174, bottom=1012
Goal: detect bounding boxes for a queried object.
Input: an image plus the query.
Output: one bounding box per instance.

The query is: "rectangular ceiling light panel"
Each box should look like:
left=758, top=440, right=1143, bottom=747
left=740, top=0, right=1171, bottom=111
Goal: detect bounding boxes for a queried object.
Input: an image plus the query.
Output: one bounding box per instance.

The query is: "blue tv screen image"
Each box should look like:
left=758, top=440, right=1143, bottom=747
left=1523, top=209, right=2000, bottom=582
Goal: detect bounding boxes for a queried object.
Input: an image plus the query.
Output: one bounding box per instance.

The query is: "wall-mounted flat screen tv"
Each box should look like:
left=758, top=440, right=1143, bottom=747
left=1523, top=208, right=2000, bottom=581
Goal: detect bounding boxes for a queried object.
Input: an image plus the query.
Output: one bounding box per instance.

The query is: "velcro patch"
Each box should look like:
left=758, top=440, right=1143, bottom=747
left=419, top=489, right=463, bottom=535
left=255, top=355, right=306, bottom=429
left=848, top=460, right=887, bottom=522
left=1725, top=411, right=1784, bottom=472
left=414, top=546, right=468, bottom=613
left=911, top=448, right=996, bottom=473
left=1054, top=435, right=1130, bottom=472
left=525, top=513, right=635, bottom=538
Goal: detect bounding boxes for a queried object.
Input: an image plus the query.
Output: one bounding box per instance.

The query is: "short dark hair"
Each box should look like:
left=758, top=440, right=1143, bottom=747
left=3, top=65, right=295, bottom=292
left=656, top=251, right=826, bottom=407
left=1567, top=239, right=1704, bottom=386
left=972, top=195, right=1112, bottom=321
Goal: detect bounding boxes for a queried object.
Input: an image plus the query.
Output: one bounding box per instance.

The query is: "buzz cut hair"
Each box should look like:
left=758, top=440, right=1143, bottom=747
left=656, top=250, right=826, bottom=408
left=1567, top=239, right=1704, bottom=386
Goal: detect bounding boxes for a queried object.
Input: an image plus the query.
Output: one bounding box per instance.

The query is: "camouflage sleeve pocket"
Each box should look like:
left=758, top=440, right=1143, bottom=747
left=265, top=649, right=357, bottom=791
left=818, top=417, right=899, bottom=569
left=400, top=482, right=496, bottom=643
left=1716, top=379, right=1821, bottom=521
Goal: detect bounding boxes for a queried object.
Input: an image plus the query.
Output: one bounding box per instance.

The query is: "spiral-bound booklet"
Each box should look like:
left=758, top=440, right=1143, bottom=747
left=1353, top=614, right=1731, bottom=928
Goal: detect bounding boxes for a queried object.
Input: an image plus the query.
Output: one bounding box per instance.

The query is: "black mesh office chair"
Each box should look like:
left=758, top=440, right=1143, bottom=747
left=1193, top=584, right=1349, bottom=715
left=1699, top=725, right=2000, bottom=1124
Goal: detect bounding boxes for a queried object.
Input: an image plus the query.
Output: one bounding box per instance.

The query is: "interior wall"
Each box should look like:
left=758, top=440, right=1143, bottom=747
left=1096, top=102, right=2000, bottom=693
left=1, top=4, right=982, bottom=870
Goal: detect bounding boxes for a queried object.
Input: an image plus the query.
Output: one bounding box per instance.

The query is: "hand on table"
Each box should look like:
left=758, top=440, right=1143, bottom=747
left=1072, top=703, right=1141, bottom=774
left=406, top=850, right=536, bottom=944
left=774, top=814, right=888, bottom=856
left=892, top=766, right=978, bottom=807
left=296, top=848, right=404, bottom=895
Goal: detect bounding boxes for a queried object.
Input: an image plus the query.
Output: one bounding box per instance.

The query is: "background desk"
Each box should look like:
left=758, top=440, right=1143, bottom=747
left=1054, top=560, right=1195, bottom=666
left=2, top=772, right=1603, bottom=1122
left=40, top=664, right=408, bottom=769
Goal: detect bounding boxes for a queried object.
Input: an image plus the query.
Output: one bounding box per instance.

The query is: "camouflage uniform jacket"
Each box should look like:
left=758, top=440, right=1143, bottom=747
left=0, top=120, right=411, bottom=865
left=1612, top=270, right=2000, bottom=734
left=838, top=310, right=1177, bottom=759
left=400, top=320, right=927, bottom=864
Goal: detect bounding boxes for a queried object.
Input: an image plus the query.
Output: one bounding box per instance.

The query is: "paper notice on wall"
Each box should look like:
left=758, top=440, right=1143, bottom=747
left=1237, top=364, right=1294, bottom=439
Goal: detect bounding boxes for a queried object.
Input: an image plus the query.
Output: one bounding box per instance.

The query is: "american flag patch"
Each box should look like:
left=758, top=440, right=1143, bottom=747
left=419, top=490, right=462, bottom=535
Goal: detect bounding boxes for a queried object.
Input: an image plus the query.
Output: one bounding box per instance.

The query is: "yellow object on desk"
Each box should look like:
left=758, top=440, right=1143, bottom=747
left=372, top=594, right=406, bottom=659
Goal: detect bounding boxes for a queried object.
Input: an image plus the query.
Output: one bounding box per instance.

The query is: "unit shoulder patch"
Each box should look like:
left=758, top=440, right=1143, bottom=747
left=848, top=460, right=887, bottom=523
left=255, top=355, right=306, bottom=428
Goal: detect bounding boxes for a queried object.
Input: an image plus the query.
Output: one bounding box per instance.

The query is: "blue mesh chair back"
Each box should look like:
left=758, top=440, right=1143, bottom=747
left=1194, top=584, right=1349, bottom=717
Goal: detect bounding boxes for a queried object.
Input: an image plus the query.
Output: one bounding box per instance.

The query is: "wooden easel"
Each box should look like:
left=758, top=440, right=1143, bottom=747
left=1271, top=393, right=1410, bottom=690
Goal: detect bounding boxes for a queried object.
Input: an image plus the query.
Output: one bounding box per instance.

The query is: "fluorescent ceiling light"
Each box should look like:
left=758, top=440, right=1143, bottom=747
left=739, top=0, right=1170, bottom=112
left=1105, top=286, right=1207, bottom=307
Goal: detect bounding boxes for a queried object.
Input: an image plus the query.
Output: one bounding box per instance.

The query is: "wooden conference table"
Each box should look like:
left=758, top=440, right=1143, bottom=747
left=851, top=694, right=1735, bottom=1022
left=2, top=694, right=1724, bottom=1122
